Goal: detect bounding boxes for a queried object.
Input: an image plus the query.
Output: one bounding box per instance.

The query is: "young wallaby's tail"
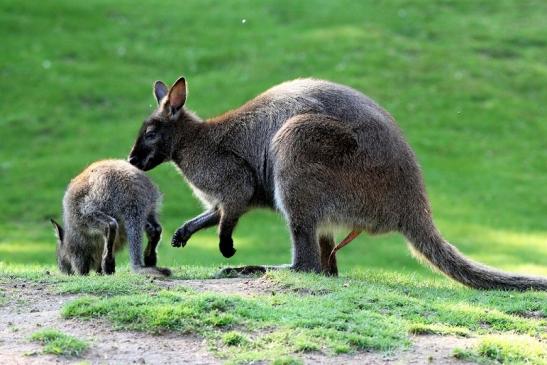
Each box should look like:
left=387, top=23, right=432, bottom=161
left=403, top=217, right=547, bottom=291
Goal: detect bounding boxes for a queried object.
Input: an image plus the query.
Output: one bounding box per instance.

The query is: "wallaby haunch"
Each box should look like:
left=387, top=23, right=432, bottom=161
left=51, top=160, right=171, bottom=276
left=128, top=76, right=546, bottom=290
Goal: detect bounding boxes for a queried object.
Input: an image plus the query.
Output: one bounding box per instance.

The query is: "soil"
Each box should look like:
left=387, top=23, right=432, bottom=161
left=0, top=278, right=478, bottom=364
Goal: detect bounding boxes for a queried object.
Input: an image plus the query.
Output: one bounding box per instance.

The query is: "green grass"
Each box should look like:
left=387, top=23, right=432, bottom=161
left=408, top=323, right=471, bottom=337
left=30, top=329, right=88, bottom=357
left=2, top=264, right=545, bottom=363
left=222, top=331, right=249, bottom=347
left=454, top=335, right=547, bottom=365
left=0, top=0, right=546, bottom=280
left=271, top=357, right=303, bottom=365
left=56, top=269, right=545, bottom=363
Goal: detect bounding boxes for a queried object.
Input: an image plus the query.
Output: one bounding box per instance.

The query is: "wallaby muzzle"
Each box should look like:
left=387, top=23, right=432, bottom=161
left=128, top=146, right=152, bottom=171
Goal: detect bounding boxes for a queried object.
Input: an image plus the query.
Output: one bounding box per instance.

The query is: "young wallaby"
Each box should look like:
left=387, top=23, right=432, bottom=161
left=128, top=76, right=546, bottom=290
left=51, top=159, right=171, bottom=276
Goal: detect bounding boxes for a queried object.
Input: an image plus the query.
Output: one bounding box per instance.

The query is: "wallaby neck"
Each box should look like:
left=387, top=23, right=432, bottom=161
left=170, top=103, right=277, bottom=207
left=170, top=110, right=235, bottom=177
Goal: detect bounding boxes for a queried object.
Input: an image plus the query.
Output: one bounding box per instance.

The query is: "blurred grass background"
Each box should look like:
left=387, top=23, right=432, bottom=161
left=0, top=0, right=545, bottom=277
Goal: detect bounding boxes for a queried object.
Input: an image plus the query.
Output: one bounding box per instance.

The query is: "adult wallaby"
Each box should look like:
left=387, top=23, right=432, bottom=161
left=51, top=159, right=171, bottom=276
left=128, top=76, right=546, bottom=290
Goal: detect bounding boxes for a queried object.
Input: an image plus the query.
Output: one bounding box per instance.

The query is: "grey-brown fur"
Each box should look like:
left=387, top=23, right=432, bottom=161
left=51, top=160, right=171, bottom=276
left=128, top=77, right=545, bottom=290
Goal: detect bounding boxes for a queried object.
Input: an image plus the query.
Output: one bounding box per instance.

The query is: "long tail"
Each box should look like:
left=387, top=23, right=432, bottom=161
left=403, top=219, right=547, bottom=291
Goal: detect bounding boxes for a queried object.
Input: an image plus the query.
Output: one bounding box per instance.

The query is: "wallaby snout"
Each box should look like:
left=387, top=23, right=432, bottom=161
left=128, top=143, right=157, bottom=171
left=127, top=154, right=141, bottom=169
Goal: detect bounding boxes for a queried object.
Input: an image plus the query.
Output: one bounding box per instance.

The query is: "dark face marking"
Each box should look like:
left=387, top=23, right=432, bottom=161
left=129, top=77, right=189, bottom=171
left=128, top=117, right=172, bottom=171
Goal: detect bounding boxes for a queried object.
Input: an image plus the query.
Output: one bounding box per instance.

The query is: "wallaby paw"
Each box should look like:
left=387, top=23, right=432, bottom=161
left=215, top=265, right=266, bottom=279
left=171, top=226, right=191, bottom=247
left=220, top=245, right=236, bottom=258
left=101, top=257, right=116, bottom=275
left=219, top=237, right=236, bottom=258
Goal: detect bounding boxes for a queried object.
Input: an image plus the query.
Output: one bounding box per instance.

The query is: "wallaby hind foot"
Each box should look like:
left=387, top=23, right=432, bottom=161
left=215, top=262, right=335, bottom=279
left=215, top=265, right=275, bottom=279
left=134, top=266, right=172, bottom=277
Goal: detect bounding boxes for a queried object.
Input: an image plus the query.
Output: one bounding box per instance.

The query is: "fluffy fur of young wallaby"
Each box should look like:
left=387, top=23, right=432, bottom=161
left=51, top=159, right=171, bottom=276
left=128, top=77, right=546, bottom=290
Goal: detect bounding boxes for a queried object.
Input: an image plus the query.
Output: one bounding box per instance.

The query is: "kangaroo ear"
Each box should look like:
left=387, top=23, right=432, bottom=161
left=50, top=218, right=64, bottom=243
left=167, top=76, right=187, bottom=115
left=153, top=81, right=168, bottom=104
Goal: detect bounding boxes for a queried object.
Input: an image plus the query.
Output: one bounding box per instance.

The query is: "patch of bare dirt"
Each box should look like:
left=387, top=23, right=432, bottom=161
left=163, top=277, right=280, bottom=297
left=0, top=280, right=218, bottom=365
left=0, top=278, right=478, bottom=364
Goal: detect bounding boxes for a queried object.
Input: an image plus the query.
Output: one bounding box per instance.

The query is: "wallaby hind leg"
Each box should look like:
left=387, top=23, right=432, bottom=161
left=125, top=218, right=145, bottom=270
left=271, top=113, right=361, bottom=275
left=288, top=223, right=322, bottom=273
left=319, top=234, right=338, bottom=276
left=85, top=211, right=118, bottom=275
left=144, top=213, right=162, bottom=267
left=144, top=213, right=172, bottom=276
left=126, top=216, right=171, bottom=277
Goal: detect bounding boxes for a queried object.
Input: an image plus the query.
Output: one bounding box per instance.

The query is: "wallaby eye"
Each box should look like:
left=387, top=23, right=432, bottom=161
left=144, top=128, right=157, bottom=140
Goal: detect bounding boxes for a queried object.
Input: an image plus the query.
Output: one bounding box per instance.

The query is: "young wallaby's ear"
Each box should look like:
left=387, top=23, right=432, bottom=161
left=50, top=218, right=64, bottom=243
left=153, top=81, right=168, bottom=104
left=167, top=76, right=187, bottom=115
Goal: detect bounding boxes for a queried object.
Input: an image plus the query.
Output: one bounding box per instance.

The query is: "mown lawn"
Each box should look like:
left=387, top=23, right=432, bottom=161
left=0, top=1, right=546, bottom=363
left=0, top=0, right=546, bottom=275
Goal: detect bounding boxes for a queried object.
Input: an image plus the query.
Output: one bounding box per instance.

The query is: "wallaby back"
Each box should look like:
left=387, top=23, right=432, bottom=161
left=63, top=160, right=160, bottom=225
